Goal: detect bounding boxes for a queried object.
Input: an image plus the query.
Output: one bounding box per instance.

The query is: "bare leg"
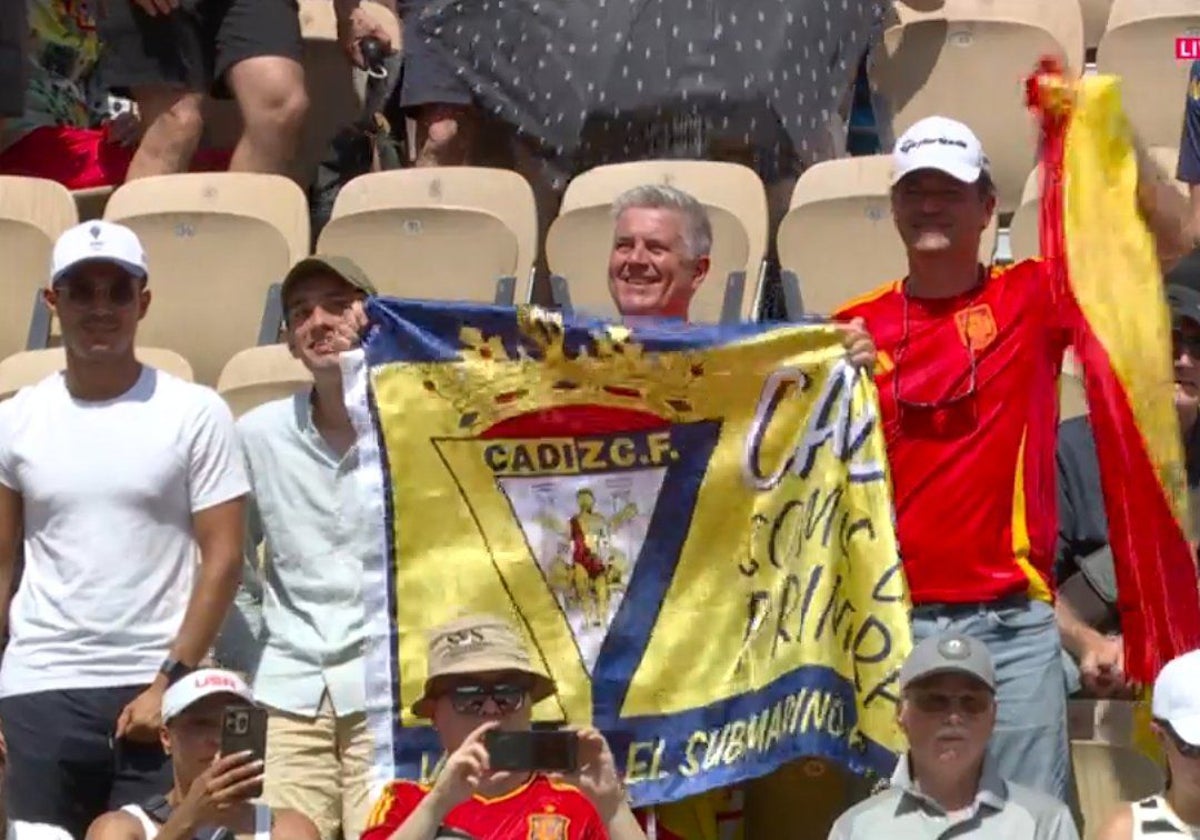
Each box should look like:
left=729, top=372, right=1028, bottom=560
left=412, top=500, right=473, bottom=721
left=225, top=55, right=309, bottom=174
left=125, top=87, right=206, bottom=180
left=413, top=104, right=474, bottom=167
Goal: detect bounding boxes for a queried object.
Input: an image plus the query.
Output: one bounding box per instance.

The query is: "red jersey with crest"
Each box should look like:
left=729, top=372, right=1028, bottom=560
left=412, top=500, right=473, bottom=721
left=834, top=259, right=1072, bottom=604
left=361, top=775, right=606, bottom=840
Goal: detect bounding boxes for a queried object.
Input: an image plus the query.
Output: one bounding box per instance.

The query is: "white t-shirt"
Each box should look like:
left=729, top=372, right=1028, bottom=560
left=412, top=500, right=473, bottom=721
left=8, top=821, right=73, bottom=840
left=0, top=367, right=249, bottom=696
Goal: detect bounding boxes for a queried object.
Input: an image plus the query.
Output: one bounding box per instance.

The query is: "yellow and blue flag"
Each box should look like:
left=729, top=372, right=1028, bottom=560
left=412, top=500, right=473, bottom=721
left=344, top=300, right=911, bottom=806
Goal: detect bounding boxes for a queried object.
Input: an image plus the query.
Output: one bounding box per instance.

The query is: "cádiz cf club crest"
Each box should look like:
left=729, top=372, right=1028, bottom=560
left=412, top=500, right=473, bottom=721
left=419, top=308, right=713, bottom=673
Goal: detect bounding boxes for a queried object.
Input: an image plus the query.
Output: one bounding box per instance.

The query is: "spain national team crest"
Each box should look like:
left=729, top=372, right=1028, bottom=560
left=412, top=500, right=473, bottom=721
left=526, top=813, right=569, bottom=840
left=954, top=304, right=997, bottom=352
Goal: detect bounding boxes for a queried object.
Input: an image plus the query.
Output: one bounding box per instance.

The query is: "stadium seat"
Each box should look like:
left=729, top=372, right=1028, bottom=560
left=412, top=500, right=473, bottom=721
left=216, top=344, right=312, bottom=417
left=0, top=177, right=79, bottom=362
left=1068, top=699, right=1165, bottom=839
left=100, top=173, right=310, bottom=386
left=316, top=167, right=535, bottom=305
left=1097, top=0, right=1200, bottom=151
left=1080, top=0, right=1115, bottom=53
left=775, top=155, right=999, bottom=317
left=202, top=0, right=402, bottom=188
left=873, top=0, right=1086, bottom=212
left=545, top=160, right=768, bottom=322
left=1010, top=147, right=1188, bottom=263
left=0, top=346, right=193, bottom=401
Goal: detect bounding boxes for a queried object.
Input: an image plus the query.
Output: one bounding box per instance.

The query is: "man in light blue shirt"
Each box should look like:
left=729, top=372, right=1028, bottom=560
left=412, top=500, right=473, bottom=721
left=222, top=255, right=376, bottom=840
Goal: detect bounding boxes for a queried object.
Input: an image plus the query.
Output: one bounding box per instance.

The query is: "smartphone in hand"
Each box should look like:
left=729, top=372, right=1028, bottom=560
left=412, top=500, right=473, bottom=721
left=484, top=730, right=578, bottom=773
left=220, top=704, right=268, bottom=798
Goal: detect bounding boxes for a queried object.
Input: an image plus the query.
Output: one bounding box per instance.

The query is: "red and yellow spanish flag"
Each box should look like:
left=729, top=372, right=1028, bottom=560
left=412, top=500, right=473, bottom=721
left=1026, top=59, right=1200, bottom=683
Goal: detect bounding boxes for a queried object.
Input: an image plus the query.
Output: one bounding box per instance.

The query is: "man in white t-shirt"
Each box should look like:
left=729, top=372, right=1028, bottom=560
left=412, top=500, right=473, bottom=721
left=0, top=221, right=249, bottom=839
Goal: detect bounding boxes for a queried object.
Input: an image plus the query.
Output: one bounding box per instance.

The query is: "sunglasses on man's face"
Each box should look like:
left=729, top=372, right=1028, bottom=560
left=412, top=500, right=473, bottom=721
left=445, top=682, right=529, bottom=716
left=1159, top=720, right=1200, bottom=759
left=908, top=690, right=992, bottom=717
left=55, top=276, right=140, bottom=307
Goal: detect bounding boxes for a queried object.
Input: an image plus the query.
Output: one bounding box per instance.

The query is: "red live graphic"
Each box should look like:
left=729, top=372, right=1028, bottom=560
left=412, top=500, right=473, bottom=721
left=1178, top=36, right=1200, bottom=60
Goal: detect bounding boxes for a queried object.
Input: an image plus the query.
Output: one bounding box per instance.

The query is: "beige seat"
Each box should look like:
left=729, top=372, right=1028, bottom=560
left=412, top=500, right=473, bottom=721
left=203, top=0, right=402, bottom=188
left=103, top=173, right=310, bottom=386
left=217, top=344, right=312, bottom=417
left=776, top=155, right=998, bottom=316
left=1097, top=0, right=1200, bottom=151
left=0, top=347, right=193, bottom=401
left=873, top=0, right=1085, bottom=212
left=548, top=160, right=769, bottom=321
left=1068, top=699, right=1165, bottom=839
left=1010, top=148, right=1188, bottom=263
left=316, top=168, right=535, bottom=304
left=0, top=177, right=78, bottom=361
left=1080, top=0, right=1116, bottom=52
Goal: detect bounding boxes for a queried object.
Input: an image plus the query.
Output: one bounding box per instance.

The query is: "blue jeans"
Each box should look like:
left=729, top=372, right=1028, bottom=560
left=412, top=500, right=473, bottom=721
left=911, top=598, right=1074, bottom=803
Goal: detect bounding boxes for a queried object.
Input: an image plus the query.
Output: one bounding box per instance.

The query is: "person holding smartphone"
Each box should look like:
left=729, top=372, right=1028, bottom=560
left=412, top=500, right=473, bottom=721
left=360, top=615, right=647, bottom=840
left=86, top=668, right=319, bottom=840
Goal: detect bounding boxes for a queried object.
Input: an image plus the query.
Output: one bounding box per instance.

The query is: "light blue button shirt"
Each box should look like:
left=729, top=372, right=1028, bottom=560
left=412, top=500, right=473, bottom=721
left=219, top=392, right=370, bottom=718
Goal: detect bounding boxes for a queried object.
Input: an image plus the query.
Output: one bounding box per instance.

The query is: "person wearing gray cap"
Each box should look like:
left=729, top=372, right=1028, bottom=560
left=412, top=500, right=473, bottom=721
left=216, top=255, right=382, bottom=840
left=1055, top=247, right=1200, bottom=701
left=828, top=633, right=1078, bottom=840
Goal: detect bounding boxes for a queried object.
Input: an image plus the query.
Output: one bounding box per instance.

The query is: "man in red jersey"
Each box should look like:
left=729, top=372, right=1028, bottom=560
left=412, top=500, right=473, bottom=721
left=361, top=615, right=646, bottom=840
left=835, top=113, right=1196, bottom=804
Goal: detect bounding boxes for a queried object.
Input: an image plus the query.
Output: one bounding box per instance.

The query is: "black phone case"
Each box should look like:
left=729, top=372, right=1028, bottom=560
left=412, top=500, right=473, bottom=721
left=220, top=704, right=267, bottom=798
left=484, top=730, right=578, bottom=773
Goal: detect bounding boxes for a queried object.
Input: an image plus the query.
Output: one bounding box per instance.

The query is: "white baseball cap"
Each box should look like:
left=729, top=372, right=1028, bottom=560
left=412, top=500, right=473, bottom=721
left=50, top=220, right=148, bottom=288
left=1152, top=649, right=1200, bottom=746
left=161, top=668, right=254, bottom=724
left=891, top=116, right=990, bottom=186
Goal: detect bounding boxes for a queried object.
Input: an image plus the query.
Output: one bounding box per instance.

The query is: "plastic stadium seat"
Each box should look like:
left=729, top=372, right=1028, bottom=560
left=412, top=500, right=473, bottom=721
left=101, top=173, right=310, bottom=386
left=1010, top=147, right=1187, bottom=263
left=202, top=0, right=402, bottom=188
left=1080, top=0, right=1116, bottom=52
left=1097, top=0, right=1200, bottom=152
left=0, top=177, right=78, bottom=361
left=0, top=347, right=193, bottom=401
left=873, top=0, right=1085, bottom=212
left=775, top=155, right=999, bottom=317
left=316, top=167, right=535, bottom=304
left=216, top=344, right=312, bottom=417
left=545, top=160, right=768, bottom=322
left=1068, top=699, right=1165, bottom=839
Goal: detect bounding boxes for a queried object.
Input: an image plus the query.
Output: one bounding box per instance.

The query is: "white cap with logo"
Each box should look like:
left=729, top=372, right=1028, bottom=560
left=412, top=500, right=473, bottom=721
left=1152, top=648, right=1200, bottom=746
left=50, top=220, right=148, bottom=288
left=161, top=668, right=254, bottom=724
left=891, top=115, right=990, bottom=187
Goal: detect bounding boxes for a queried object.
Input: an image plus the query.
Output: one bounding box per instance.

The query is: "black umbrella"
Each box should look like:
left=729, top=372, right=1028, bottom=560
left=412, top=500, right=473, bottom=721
left=416, top=0, right=890, bottom=185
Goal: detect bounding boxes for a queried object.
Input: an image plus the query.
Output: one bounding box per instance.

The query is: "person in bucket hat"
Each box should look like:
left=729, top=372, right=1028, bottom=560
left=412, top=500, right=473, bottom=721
left=361, top=614, right=646, bottom=840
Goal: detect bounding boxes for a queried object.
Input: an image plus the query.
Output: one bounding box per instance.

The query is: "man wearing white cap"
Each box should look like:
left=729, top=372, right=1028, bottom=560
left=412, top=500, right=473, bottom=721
left=0, top=222, right=248, bottom=838
left=87, top=668, right=318, bottom=840
left=1093, top=649, right=1200, bottom=839
left=834, top=111, right=1195, bottom=804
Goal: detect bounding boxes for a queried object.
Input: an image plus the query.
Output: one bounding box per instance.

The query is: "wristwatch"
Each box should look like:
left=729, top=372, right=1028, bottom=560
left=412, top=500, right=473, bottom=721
left=159, top=657, right=194, bottom=686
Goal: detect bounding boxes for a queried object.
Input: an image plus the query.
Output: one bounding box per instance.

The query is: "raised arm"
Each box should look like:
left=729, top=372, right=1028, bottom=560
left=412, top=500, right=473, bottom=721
left=1134, top=140, right=1197, bottom=273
